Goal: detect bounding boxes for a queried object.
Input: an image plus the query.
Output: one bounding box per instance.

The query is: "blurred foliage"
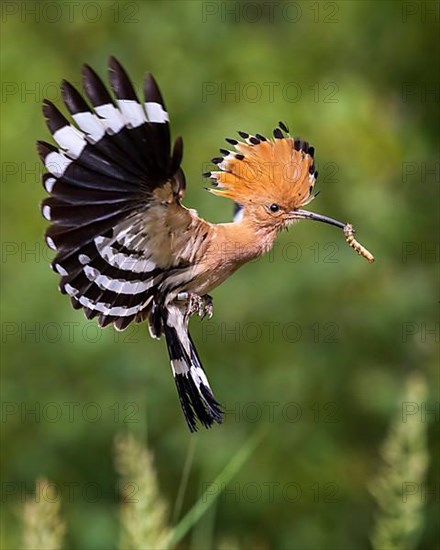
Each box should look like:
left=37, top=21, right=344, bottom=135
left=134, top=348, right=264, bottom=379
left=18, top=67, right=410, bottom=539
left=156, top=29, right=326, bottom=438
left=370, top=373, right=429, bottom=550
left=18, top=430, right=265, bottom=549
left=1, top=1, right=439, bottom=548
left=115, top=433, right=170, bottom=549
left=22, top=478, right=66, bottom=549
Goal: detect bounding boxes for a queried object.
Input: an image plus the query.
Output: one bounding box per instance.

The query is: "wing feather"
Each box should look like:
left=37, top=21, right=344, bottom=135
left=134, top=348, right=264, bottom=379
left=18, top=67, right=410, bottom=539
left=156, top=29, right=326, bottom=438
left=39, top=57, right=191, bottom=329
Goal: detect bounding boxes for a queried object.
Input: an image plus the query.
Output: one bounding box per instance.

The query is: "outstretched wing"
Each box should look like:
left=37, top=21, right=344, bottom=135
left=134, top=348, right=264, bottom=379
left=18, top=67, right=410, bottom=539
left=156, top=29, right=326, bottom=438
left=38, top=57, right=190, bottom=331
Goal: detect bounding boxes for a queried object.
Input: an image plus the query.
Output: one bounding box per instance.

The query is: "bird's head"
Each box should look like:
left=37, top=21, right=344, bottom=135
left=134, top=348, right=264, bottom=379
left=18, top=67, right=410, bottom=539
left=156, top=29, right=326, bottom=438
left=205, top=123, right=346, bottom=233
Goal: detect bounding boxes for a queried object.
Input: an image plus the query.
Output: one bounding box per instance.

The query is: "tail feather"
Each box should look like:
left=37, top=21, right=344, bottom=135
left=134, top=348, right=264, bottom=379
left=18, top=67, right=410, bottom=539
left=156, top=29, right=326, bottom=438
left=162, top=304, right=223, bottom=431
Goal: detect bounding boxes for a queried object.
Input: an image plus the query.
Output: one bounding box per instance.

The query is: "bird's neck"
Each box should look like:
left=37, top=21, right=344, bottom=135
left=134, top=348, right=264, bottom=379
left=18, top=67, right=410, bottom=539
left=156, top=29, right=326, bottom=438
left=214, top=218, right=279, bottom=264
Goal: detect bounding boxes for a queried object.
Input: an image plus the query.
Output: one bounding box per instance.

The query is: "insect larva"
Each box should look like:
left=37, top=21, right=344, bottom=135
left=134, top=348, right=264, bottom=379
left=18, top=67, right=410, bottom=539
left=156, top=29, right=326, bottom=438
left=343, top=224, right=375, bottom=263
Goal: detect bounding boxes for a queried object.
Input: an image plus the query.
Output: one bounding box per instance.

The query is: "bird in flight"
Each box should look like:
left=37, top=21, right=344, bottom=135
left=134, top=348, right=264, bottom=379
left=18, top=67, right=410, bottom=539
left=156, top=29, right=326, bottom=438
left=38, top=57, right=373, bottom=431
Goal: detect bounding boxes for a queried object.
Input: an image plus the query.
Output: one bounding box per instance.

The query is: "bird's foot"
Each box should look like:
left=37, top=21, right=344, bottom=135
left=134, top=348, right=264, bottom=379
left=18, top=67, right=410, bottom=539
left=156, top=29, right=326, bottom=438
left=177, top=292, right=213, bottom=319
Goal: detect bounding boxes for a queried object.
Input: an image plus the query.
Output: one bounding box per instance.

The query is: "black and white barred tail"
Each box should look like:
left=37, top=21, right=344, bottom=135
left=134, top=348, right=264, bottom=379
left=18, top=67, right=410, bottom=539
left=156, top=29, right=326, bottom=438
left=161, top=304, right=223, bottom=431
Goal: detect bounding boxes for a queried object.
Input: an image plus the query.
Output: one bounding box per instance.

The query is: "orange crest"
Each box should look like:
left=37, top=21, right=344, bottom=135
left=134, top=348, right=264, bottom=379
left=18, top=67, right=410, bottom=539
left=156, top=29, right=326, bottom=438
left=205, top=124, right=318, bottom=210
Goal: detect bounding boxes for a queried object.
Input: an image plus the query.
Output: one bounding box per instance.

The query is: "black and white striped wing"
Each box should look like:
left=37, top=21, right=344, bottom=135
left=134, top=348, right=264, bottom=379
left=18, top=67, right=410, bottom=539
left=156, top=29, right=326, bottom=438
left=38, top=57, right=187, bottom=331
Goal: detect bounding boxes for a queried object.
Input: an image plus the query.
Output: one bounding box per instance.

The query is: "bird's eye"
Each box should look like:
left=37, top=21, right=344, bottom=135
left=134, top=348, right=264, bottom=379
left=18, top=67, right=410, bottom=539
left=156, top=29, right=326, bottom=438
left=269, top=203, right=280, bottom=213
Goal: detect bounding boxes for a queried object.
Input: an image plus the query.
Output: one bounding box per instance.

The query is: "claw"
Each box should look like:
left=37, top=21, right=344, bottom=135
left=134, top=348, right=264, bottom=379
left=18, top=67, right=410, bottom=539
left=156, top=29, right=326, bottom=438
left=200, top=295, right=213, bottom=320
left=178, top=293, right=214, bottom=319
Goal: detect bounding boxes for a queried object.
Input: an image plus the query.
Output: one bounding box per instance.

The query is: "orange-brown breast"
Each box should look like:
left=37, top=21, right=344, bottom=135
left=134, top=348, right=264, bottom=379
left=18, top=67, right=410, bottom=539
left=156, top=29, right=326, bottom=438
left=188, top=218, right=278, bottom=295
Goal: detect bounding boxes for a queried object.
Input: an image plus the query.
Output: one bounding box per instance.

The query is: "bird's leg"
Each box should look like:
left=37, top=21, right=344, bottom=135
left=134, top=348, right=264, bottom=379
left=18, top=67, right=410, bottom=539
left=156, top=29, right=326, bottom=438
left=200, top=294, right=213, bottom=319
left=177, top=292, right=213, bottom=319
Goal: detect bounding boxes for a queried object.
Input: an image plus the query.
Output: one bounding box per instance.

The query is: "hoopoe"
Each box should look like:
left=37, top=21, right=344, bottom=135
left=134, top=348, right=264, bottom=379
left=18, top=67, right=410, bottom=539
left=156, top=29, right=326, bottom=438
left=38, top=57, right=374, bottom=432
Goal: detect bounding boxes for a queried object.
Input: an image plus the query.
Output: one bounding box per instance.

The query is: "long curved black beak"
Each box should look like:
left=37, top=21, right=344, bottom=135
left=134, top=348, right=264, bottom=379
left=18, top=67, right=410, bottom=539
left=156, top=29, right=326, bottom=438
left=290, top=209, right=346, bottom=230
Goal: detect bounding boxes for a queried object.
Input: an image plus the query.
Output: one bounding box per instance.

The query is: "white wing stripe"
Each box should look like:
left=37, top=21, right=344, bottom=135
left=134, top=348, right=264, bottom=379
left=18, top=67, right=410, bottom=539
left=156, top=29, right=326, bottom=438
left=95, top=103, right=124, bottom=134
left=44, top=177, right=56, bottom=193
left=72, top=112, right=105, bottom=143
left=54, top=263, right=68, bottom=276
left=45, top=151, right=72, bottom=177
left=64, top=283, right=152, bottom=317
left=78, top=295, right=150, bottom=317
left=145, top=101, right=169, bottom=123
left=46, top=236, right=56, bottom=250
left=94, top=235, right=156, bottom=273
left=83, top=265, right=155, bottom=294
left=117, top=99, right=147, bottom=128
left=42, top=205, right=51, bottom=220
left=78, top=254, right=91, bottom=265
left=53, top=125, right=87, bottom=159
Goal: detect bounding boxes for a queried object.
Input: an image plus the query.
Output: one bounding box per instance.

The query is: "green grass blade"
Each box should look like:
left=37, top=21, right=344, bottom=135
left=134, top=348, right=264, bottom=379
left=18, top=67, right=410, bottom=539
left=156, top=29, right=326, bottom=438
left=172, top=437, right=197, bottom=524
left=167, top=427, right=267, bottom=548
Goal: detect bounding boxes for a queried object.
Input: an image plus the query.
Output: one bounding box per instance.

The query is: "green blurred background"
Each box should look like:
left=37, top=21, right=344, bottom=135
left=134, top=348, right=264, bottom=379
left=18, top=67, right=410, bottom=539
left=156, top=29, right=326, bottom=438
left=1, top=1, right=439, bottom=548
